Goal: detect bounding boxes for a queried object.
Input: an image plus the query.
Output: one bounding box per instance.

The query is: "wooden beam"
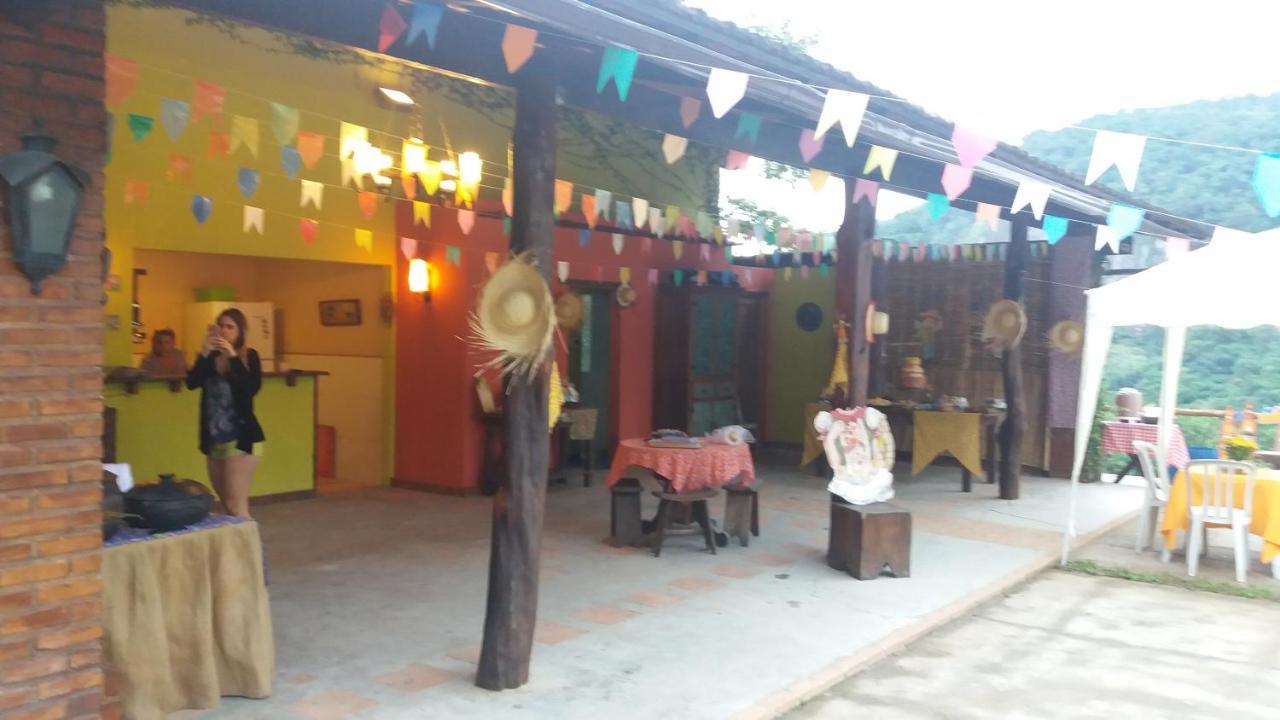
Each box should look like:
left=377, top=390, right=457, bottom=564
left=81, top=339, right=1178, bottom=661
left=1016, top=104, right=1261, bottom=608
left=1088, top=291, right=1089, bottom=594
left=475, top=65, right=557, bottom=691
left=835, top=183, right=875, bottom=407
left=998, top=220, right=1029, bottom=500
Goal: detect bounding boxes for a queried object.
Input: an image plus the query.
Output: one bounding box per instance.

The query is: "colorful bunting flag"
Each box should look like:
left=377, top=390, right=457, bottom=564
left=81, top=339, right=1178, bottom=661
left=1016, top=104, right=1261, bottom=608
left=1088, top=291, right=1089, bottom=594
left=557, top=261, right=570, bottom=283
left=406, top=1, right=444, bottom=48
left=191, top=195, right=212, bottom=223
left=648, top=207, right=664, bottom=237
left=300, top=218, right=319, bottom=244
left=105, top=54, right=138, bottom=107
left=399, top=236, right=417, bottom=260
left=798, top=128, right=824, bottom=164
left=243, top=205, right=264, bottom=234
left=672, top=240, right=684, bottom=259
left=127, top=114, right=153, bottom=142
left=281, top=145, right=301, bottom=178
left=160, top=99, right=189, bottom=141
left=457, top=209, right=475, bottom=235
left=975, top=202, right=1001, bottom=230
left=339, top=122, right=368, bottom=162
left=597, top=46, right=639, bottom=101
left=706, top=68, right=748, bottom=118
left=502, top=178, right=514, bottom=217
left=192, top=80, right=225, bottom=122
left=446, top=246, right=461, bottom=266
left=940, top=163, right=973, bottom=200
left=123, top=179, right=148, bottom=205
left=673, top=269, right=684, bottom=287
left=237, top=167, right=259, bottom=200
left=951, top=125, right=997, bottom=168
left=735, top=113, right=762, bottom=145
left=594, top=189, right=612, bottom=220
left=1106, top=203, right=1145, bottom=241
left=270, top=102, right=299, bottom=145
left=1094, top=225, right=1119, bottom=252
left=502, top=218, right=511, bottom=236
left=1085, top=130, right=1146, bottom=191
left=666, top=205, right=681, bottom=235
left=484, top=252, right=499, bottom=274
left=615, top=200, right=633, bottom=229
left=696, top=270, right=707, bottom=286
left=1011, top=179, right=1050, bottom=220
left=662, top=134, right=688, bottom=164
left=612, top=233, right=624, bottom=255
left=554, top=179, right=573, bottom=215
left=863, top=145, right=897, bottom=181
left=1253, top=153, right=1280, bottom=218
left=1042, top=215, right=1069, bottom=244
left=648, top=268, right=659, bottom=284
left=925, top=193, right=950, bottom=221
left=502, top=24, right=538, bottom=73
left=166, top=154, right=192, bottom=184
left=208, top=131, right=229, bottom=158
left=378, top=2, right=408, bottom=52
left=230, top=115, right=259, bottom=157
left=355, top=228, right=372, bottom=252
left=679, top=97, right=701, bottom=129
left=725, top=149, right=750, bottom=171
left=297, top=131, right=324, bottom=169
left=808, top=169, right=830, bottom=192
left=578, top=229, right=590, bottom=247
left=358, top=191, right=378, bottom=218
left=815, top=89, right=868, bottom=147
left=300, top=180, right=323, bottom=210
left=632, top=198, right=649, bottom=229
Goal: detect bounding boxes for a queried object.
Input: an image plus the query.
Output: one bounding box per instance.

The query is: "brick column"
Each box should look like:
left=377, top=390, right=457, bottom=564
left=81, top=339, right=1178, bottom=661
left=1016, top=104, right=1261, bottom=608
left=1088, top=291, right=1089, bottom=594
left=0, top=2, right=108, bottom=718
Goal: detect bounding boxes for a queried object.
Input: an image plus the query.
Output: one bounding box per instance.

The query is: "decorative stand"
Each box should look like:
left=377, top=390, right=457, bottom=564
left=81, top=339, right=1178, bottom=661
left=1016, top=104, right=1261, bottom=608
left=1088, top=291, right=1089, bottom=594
left=827, top=497, right=912, bottom=580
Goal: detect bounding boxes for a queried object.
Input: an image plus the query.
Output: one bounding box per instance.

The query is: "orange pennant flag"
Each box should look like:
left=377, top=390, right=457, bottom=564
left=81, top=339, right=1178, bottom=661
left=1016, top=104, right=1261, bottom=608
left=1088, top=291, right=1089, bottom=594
left=377, top=2, right=408, bottom=52
left=207, top=131, right=230, bottom=159
left=296, top=131, right=324, bottom=169
left=358, top=191, right=378, bottom=218
left=401, top=173, right=417, bottom=200
left=554, top=179, right=573, bottom=215
left=105, top=54, right=138, bottom=107
left=502, top=25, right=538, bottom=73
left=484, top=251, right=500, bottom=275
left=165, top=154, right=192, bottom=184
left=123, top=179, right=149, bottom=205
left=581, top=193, right=597, bottom=228
left=192, top=81, right=225, bottom=123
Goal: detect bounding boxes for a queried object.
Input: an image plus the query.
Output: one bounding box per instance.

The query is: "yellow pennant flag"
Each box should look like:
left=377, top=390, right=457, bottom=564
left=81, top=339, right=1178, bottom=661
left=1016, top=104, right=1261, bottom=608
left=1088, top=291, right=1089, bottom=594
left=619, top=267, right=631, bottom=283
left=863, top=145, right=898, bottom=182
left=665, top=205, right=680, bottom=233
left=418, top=161, right=441, bottom=195
left=354, top=228, right=372, bottom=252
left=229, top=115, right=259, bottom=157
left=672, top=240, right=683, bottom=259
left=413, top=201, right=431, bottom=227
left=808, top=169, right=831, bottom=192
left=783, top=266, right=793, bottom=281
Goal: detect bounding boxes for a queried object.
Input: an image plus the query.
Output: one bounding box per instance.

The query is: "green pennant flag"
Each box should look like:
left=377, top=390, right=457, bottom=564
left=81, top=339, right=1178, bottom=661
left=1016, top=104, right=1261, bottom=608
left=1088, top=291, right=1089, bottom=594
left=596, top=46, right=639, bottom=101
left=734, top=113, right=762, bottom=145
left=270, top=102, right=299, bottom=145
left=127, top=113, right=154, bottom=142
left=502, top=218, right=511, bottom=236
left=446, top=245, right=461, bottom=266
left=673, top=269, right=684, bottom=287
left=818, top=263, right=829, bottom=277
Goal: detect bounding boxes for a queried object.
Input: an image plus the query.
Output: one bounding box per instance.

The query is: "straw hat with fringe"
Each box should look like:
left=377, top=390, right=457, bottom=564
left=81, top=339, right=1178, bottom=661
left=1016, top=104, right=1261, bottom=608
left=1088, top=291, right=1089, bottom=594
left=982, top=299, right=1027, bottom=350
left=470, top=254, right=555, bottom=379
left=615, top=283, right=637, bottom=308
left=1049, top=319, right=1084, bottom=356
left=555, top=292, right=584, bottom=331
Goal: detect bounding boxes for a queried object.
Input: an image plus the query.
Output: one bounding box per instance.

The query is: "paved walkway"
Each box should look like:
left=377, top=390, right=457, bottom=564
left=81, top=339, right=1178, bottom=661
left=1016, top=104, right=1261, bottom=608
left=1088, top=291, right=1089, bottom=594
left=788, top=570, right=1280, bottom=719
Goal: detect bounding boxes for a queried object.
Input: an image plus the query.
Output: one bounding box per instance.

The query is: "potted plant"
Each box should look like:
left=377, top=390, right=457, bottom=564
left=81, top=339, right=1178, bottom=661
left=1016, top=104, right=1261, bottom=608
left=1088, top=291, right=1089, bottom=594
left=1223, top=436, right=1258, bottom=462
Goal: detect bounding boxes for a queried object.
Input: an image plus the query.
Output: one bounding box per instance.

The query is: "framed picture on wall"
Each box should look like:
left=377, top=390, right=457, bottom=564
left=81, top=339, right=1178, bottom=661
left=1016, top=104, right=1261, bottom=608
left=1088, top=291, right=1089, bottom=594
left=319, top=299, right=362, bottom=327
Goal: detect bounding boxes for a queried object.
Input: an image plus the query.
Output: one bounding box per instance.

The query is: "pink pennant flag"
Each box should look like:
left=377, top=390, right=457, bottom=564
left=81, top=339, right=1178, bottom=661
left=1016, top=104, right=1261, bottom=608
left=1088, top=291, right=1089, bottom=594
left=378, top=2, right=408, bottom=52
left=940, top=164, right=973, bottom=200
left=502, top=178, right=514, bottom=216
left=647, top=268, right=659, bottom=285
left=725, top=149, right=750, bottom=170
left=485, top=251, right=500, bottom=275
left=951, top=125, right=997, bottom=168
left=642, top=237, right=653, bottom=254
left=851, top=178, right=879, bottom=206
left=299, top=218, right=319, bottom=244
left=798, top=128, right=824, bottom=164
left=975, top=202, right=1001, bottom=230
left=400, top=236, right=417, bottom=260
left=457, top=209, right=476, bottom=235
left=800, top=265, right=810, bottom=279
left=679, top=97, right=701, bottom=129
left=700, top=244, right=711, bottom=261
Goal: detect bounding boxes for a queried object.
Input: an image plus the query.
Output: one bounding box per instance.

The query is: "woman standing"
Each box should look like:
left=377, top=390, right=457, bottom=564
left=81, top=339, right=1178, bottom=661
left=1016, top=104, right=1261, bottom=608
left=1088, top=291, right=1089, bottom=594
left=186, top=308, right=264, bottom=518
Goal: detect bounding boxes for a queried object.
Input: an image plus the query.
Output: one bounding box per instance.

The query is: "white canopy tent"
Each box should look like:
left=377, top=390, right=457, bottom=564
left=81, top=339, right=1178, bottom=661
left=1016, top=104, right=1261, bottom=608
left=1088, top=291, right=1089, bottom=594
left=1060, top=228, right=1280, bottom=563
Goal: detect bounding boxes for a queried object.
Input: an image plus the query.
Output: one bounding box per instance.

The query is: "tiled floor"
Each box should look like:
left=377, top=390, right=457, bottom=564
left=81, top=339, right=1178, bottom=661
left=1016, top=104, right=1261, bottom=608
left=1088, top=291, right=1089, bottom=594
left=181, top=460, right=1139, bottom=719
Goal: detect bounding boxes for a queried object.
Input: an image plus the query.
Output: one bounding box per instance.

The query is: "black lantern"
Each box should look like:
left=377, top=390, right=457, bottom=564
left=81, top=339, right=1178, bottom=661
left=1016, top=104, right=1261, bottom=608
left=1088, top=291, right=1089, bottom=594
left=0, top=122, right=90, bottom=294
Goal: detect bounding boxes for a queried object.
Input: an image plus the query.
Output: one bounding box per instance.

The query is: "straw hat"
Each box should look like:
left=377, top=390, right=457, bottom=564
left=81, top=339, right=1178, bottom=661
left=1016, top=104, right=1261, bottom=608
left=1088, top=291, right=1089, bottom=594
left=982, top=299, right=1027, bottom=349
left=554, top=292, right=584, bottom=331
left=470, top=254, right=555, bottom=379
left=1049, top=320, right=1085, bottom=356
left=615, top=283, right=637, bottom=308
left=864, top=301, right=890, bottom=344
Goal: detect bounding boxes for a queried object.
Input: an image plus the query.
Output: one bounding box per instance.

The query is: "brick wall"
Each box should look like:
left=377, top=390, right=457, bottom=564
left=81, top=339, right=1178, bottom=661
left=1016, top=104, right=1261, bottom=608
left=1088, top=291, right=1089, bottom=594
left=0, top=2, right=108, bottom=719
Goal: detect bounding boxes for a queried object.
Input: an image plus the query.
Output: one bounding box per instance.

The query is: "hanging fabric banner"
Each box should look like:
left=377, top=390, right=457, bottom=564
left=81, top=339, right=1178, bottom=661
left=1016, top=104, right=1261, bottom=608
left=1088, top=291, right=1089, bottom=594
left=1094, top=225, right=1119, bottom=252
left=299, top=218, right=319, bottom=244
left=270, top=102, right=299, bottom=145
left=280, top=146, right=301, bottom=178
left=237, top=168, right=259, bottom=200
left=648, top=207, right=664, bottom=237
left=593, top=189, right=612, bottom=220
left=863, top=145, right=898, bottom=181
left=699, top=243, right=711, bottom=262
left=814, top=89, right=868, bottom=147
left=192, top=80, right=225, bottom=122
left=808, top=169, right=830, bottom=192
left=358, top=191, right=378, bottom=218
left=123, top=180, right=149, bottom=205
left=648, top=268, right=659, bottom=285
left=354, top=228, right=372, bottom=252
left=798, top=128, right=824, bottom=164
left=502, top=24, right=538, bottom=73
left=105, top=54, right=138, bottom=107
left=405, top=1, right=444, bottom=48
left=446, top=246, right=462, bottom=266
left=1106, top=203, right=1145, bottom=241
left=578, top=229, right=590, bottom=248
left=554, top=179, right=574, bottom=215
left=297, top=131, right=324, bottom=169
left=127, top=114, right=153, bottom=142
left=378, top=2, right=408, bottom=52
left=975, top=202, right=1001, bottom=230
left=662, top=134, right=688, bottom=164
left=665, top=205, right=681, bottom=235
left=632, top=198, right=650, bottom=229
left=557, top=261, right=570, bottom=282
left=615, top=200, right=633, bottom=229
left=735, top=113, right=762, bottom=145
left=706, top=68, right=749, bottom=118
left=160, top=99, right=189, bottom=142
left=851, top=178, right=878, bottom=206
left=597, top=47, right=639, bottom=101
left=672, top=240, right=684, bottom=259
left=1042, top=215, right=1069, bottom=244
left=243, top=206, right=264, bottom=234
left=940, top=163, right=973, bottom=200
left=502, top=178, right=514, bottom=217
left=1085, top=130, right=1146, bottom=191
left=400, top=236, right=417, bottom=260
left=166, top=154, right=193, bottom=184
left=612, top=233, right=624, bottom=255
left=679, top=97, right=701, bottom=129
left=725, top=150, right=750, bottom=170
left=192, top=195, right=213, bottom=224
left=300, top=179, right=323, bottom=210
left=581, top=194, right=598, bottom=228
left=951, top=125, right=997, bottom=168
left=457, top=209, right=476, bottom=235
left=1011, top=179, right=1051, bottom=220
left=230, top=115, right=259, bottom=157
left=1253, top=152, right=1280, bottom=218
left=925, top=193, right=950, bottom=221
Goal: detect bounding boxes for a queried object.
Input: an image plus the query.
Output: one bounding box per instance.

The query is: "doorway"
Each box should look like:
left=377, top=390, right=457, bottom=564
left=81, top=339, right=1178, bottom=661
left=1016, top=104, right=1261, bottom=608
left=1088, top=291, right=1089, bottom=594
left=566, top=285, right=615, bottom=466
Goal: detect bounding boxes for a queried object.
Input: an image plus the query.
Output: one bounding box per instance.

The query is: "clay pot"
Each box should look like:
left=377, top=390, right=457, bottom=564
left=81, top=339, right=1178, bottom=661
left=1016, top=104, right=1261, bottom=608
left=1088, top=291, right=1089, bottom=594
left=900, top=357, right=927, bottom=390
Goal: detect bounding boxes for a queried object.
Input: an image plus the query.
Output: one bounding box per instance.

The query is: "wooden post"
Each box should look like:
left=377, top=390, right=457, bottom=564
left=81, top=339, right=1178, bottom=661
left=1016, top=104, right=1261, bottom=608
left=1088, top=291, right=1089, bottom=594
left=476, top=67, right=556, bottom=691
left=835, top=183, right=876, bottom=407
left=998, top=220, right=1029, bottom=500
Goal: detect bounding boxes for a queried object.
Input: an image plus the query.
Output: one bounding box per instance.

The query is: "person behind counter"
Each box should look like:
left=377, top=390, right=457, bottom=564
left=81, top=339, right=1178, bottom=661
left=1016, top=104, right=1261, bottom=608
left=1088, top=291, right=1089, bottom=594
left=139, top=328, right=187, bottom=377
left=185, top=308, right=264, bottom=518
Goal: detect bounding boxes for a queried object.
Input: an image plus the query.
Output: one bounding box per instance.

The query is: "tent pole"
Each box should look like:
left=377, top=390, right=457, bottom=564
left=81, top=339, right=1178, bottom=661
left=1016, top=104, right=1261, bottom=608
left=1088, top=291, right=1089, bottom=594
left=999, top=220, right=1029, bottom=499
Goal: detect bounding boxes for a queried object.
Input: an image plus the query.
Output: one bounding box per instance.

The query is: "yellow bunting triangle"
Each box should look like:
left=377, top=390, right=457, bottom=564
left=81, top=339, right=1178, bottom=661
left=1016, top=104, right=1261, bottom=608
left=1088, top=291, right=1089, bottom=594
left=672, top=240, right=683, bottom=259
left=229, top=115, right=259, bottom=157
left=863, top=145, right=898, bottom=181
left=808, top=169, right=831, bottom=192
left=620, top=267, right=631, bottom=283
left=413, top=201, right=431, bottom=227
left=354, top=228, right=372, bottom=252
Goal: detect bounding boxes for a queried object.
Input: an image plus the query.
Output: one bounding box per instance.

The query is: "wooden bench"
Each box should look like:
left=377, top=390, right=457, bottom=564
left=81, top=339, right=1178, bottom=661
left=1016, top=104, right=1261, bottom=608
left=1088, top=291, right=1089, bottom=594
left=651, top=488, right=718, bottom=557
left=723, top=485, right=760, bottom=547
left=609, top=477, right=644, bottom=547
left=827, top=499, right=911, bottom=579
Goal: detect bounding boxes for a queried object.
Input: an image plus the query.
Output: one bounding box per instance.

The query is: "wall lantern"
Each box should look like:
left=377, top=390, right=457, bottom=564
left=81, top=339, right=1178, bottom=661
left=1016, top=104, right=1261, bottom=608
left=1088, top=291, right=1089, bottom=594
left=408, top=258, right=432, bottom=302
left=0, top=122, right=90, bottom=294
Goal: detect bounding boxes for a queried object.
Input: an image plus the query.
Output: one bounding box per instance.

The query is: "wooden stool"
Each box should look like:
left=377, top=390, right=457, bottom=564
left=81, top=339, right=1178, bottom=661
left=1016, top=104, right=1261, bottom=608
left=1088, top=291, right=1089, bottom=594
left=827, top=499, right=911, bottom=579
left=610, top=478, right=644, bottom=547
left=723, top=486, right=760, bottom=547
left=652, top=489, right=718, bottom=557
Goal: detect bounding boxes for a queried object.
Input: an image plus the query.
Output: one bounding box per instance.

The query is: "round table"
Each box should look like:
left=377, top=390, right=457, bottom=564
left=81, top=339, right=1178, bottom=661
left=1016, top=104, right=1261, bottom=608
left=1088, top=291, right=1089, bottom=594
left=605, top=438, right=755, bottom=493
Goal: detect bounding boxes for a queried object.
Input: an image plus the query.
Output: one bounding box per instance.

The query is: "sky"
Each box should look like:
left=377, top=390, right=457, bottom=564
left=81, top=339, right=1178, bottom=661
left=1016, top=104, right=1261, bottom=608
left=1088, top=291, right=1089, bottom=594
left=684, top=0, right=1280, bottom=229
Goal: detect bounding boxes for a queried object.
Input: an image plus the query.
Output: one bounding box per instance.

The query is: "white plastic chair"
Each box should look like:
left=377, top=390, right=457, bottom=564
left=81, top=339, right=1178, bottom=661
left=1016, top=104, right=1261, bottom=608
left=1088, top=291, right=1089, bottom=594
left=1184, top=459, right=1255, bottom=583
left=1131, top=441, right=1171, bottom=560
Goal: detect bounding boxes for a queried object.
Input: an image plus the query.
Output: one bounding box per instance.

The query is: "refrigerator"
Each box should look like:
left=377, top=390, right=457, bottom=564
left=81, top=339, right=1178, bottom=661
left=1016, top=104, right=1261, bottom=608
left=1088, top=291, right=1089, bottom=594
left=184, top=302, right=276, bottom=372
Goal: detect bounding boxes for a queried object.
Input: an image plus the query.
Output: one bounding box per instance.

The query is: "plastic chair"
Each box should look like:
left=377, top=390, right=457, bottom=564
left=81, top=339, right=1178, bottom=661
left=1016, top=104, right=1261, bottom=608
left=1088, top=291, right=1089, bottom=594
left=1184, top=459, right=1255, bottom=583
left=1131, top=441, right=1171, bottom=559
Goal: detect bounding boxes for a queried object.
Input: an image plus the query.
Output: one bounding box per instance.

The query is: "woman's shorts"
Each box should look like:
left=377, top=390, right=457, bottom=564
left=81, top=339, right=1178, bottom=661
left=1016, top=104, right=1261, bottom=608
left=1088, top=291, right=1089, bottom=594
left=208, top=441, right=265, bottom=460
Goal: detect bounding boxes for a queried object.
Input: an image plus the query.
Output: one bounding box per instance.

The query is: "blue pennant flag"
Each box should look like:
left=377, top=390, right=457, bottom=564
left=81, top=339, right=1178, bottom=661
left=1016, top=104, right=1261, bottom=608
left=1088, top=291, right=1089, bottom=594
left=1254, top=152, right=1280, bottom=218
left=596, top=46, right=639, bottom=101
left=160, top=98, right=189, bottom=141
left=406, top=1, right=444, bottom=48
left=237, top=167, right=259, bottom=199
left=280, top=145, right=301, bottom=178
left=1107, top=203, right=1146, bottom=241
left=614, top=200, right=633, bottom=229
left=735, top=113, right=762, bottom=145
left=578, top=228, right=590, bottom=248
left=191, top=195, right=212, bottom=224
left=1042, top=215, right=1069, bottom=244
left=926, top=192, right=950, bottom=221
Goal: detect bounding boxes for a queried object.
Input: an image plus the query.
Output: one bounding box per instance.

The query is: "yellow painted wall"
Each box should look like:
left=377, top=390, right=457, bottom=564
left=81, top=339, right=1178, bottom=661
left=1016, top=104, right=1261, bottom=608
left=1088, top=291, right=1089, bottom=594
left=105, top=376, right=316, bottom=498
left=766, top=272, right=836, bottom=444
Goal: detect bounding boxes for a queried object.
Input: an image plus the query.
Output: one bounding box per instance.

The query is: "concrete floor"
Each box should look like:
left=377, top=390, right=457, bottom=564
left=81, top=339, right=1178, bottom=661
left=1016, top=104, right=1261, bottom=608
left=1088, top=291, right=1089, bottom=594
left=183, top=460, right=1140, bottom=720
left=788, top=570, right=1280, bottom=720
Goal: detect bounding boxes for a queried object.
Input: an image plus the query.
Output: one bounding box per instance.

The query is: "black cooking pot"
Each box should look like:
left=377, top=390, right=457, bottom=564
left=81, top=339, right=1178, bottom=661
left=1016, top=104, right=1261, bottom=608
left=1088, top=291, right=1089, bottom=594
left=124, top=474, right=213, bottom=532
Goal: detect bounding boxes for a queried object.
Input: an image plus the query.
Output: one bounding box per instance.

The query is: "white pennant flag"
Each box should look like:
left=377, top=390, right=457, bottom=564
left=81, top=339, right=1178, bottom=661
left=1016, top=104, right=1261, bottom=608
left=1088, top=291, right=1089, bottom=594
left=1094, top=224, right=1120, bottom=252
left=242, top=205, right=264, bottom=234
left=300, top=179, right=323, bottom=210
left=662, top=134, right=688, bottom=164
left=705, top=68, right=749, bottom=119
left=814, top=89, right=869, bottom=147
left=1085, top=130, right=1146, bottom=191
left=612, top=233, right=624, bottom=255
left=648, top=207, right=664, bottom=237
left=557, top=261, right=570, bottom=283
left=1010, top=179, right=1051, bottom=220
left=632, top=197, right=649, bottom=229
left=975, top=202, right=1001, bottom=230
left=594, top=189, right=612, bottom=220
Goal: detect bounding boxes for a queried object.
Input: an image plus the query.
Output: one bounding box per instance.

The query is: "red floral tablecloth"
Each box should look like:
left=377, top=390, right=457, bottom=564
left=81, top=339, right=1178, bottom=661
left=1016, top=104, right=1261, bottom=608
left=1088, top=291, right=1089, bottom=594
left=1101, top=421, right=1190, bottom=468
left=606, top=438, right=755, bottom=492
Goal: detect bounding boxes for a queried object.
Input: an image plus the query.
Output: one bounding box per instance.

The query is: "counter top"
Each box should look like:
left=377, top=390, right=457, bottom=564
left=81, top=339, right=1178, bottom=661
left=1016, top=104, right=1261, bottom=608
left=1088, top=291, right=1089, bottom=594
left=105, top=369, right=327, bottom=393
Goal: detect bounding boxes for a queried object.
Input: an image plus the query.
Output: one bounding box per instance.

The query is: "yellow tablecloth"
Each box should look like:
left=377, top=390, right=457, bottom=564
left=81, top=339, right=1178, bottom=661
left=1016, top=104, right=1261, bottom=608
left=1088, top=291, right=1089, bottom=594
left=1161, top=467, right=1280, bottom=564
left=103, top=519, right=274, bottom=720
left=911, top=411, right=983, bottom=478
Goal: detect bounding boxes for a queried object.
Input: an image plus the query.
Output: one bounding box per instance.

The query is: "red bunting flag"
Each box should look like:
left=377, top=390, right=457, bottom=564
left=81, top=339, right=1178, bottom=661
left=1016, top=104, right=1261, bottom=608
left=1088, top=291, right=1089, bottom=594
left=378, top=3, right=408, bottom=52
left=296, top=131, right=324, bottom=169
left=299, top=218, right=319, bottom=244
left=105, top=54, right=138, bottom=107
left=358, top=191, right=378, bottom=218
left=165, top=154, right=192, bottom=184
left=192, top=81, right=225, bottom=123
left=207, top=131, right=230, bottom=159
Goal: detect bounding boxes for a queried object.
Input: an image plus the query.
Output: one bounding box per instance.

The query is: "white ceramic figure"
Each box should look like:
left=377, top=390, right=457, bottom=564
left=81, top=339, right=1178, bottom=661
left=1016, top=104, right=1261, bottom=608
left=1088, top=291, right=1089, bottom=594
left=814, top=407, right=895, bottom=505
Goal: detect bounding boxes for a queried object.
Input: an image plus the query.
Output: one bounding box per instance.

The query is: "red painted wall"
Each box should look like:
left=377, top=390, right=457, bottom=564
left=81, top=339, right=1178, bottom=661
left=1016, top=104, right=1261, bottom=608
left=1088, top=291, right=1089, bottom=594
left=394, top=200, right=772, bottom=491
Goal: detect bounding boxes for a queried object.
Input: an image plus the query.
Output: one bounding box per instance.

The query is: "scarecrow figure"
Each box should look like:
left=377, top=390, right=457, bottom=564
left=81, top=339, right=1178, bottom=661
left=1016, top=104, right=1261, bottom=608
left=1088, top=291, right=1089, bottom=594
left=822, top=316, right=850, bottom=401
left=813, top=406, right=896, bottom=506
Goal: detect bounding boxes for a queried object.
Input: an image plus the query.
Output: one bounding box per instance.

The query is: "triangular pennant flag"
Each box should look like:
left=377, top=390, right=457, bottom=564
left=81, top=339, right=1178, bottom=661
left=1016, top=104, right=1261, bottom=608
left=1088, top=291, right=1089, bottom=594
left=735, top=113, right=762, bottom=145
left=1253, top=152, right=1280, bottom=218
left=554, top=179, right=573, bottom=215
left=1106, top=203, right=1145, bottom=241
left=230, top=115, right=259, bottom=157
left=1042, top=215, right=1069, bottom=244
left=400, top=236, right=417, bottom=260
left=1165, top=237, right=1190, bottom=257
left=925, top=193, right=950, bottom=221
left=615, top=200, right=633, bottom=229
left=974, top=202, right=1001, bottom=230
left=863, top=145, right=897, bottom=181
left=160, top=99, right=189, bottom=141
left=406, top=1, right=444, bottom=47
left=851, top=178, right=878, bottom=206
left=1010, top=179, right=1051, bottom=220
left=299, top=218, right=319, bottom=244
left=1085, top=130, right=1146, bottom=191
left=951, top=125, right=997, bottom=168
left=166, top=154, right=192, bottom=184
left=696, top=270, right=707, bottom=286
left=418, top=161, right=441, bottom=195
left=662, top=134, right=688, bottom=164
left=484, top=252, right=500, bottom=275
left=679, top=96, right=701, bottom=129
left=632, top=198, right=650, bottom=229
left=647, top=268, right=659, bottom=285
left=596, top=46, right=639, bottom=101
left=297, top=131, right=324, bottom=169
left=725, top=150, right=750, bottom=170
left=378, top=2, right=408, bottom=52
left=127, top=114, right=153, bottom=142
left=457, top=209, right=475, bottom=235
left=818, top=264, right=829, bottom=277
left=237, top=168, right=259, bottom=200
left=808, top=169, right=830, bottom=192
left=191, top=195, right=212, bottom=223
left=243, top=205, right=264, bottom=234
left=192, top=80, right=225, bottom=122
left=557, top=261, right=570, bottom=283
left=620, top=267, right=631, bottom=284
left=798, top=128, right=824, bottom=164
left=940, top=163, right=973, bottom=200
left=673, top=269, right=684, bottom=287
left=502, top=218, right=511, bottom=237
left=339, top=122, right=368, bottom=162
left=411, top=201, right=430, bottom=228
left=281, top=145, right=301, bottom=178
left=800, top=265, right=810, bottom=279
left=502, top=24, right=538, bottom=73
left=581, top=194, right=597, bottom=228
left=355, top=228, right=372, bottom=252
left=208, top=131, right=229, bottom=158
left=612, top=233, right=624, bottom=255
left=648, top=208, right=664, bottom=237
left=358, top=191, right=378, bottom=218
left=706, top=68, right=748, bottom=119
left=814, top=89, right=869, bottom=147
left=123, top=179, right=149, bottom=205
left=105, top=54, right=138, bottom=107
left=446, top=246, right=462, bottom=266
left=402, top=172, right=417, bottom=200
left=666, top=205, right=681, bottom=235
left=672, top=240, right=684, bottom=259
left=270, top=102, right=299, bottom=145
left=300, top=180, right=324, bottom=210
left=578, top=229, right=590, bottom=248
left=594, top=189, right=612, bottom=220
left=1094, top=225, right=1119, bottom=252
left=502, top=178, right=514, bottom=216
left=699, top=243, right=711, bottom=262
left=783, top=267, right=793, bottom=281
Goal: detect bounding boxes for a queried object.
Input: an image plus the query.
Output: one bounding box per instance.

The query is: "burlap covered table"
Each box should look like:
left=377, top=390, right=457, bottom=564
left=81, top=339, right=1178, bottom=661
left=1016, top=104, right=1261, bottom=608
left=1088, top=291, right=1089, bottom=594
left=102, top=515, right=273, bottom=719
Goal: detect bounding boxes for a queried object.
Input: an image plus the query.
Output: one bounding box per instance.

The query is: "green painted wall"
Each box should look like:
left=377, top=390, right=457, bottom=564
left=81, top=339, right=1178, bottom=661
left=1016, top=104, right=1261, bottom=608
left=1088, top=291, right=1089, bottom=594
left=766, top=272, right=835, bottom=444
left=105, top=376, right=316, bottom=498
